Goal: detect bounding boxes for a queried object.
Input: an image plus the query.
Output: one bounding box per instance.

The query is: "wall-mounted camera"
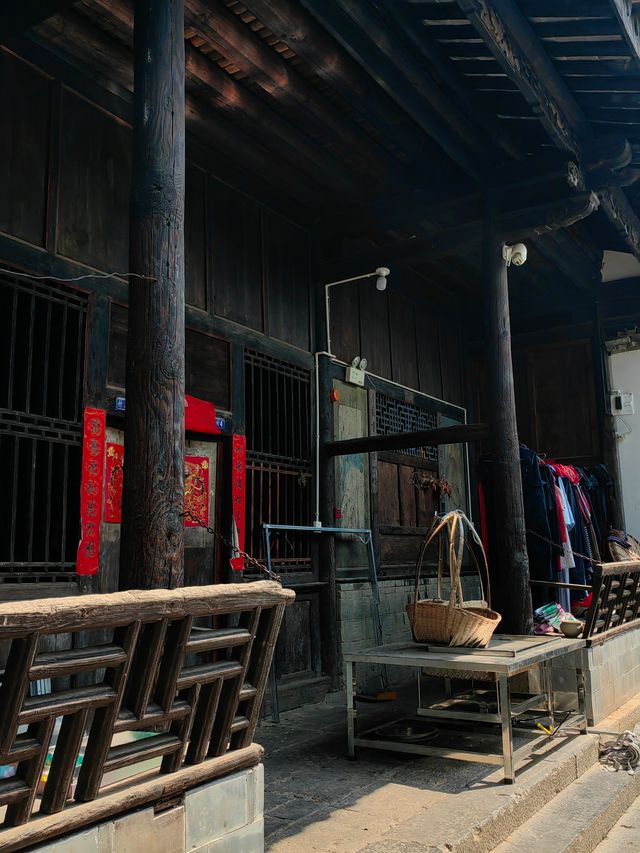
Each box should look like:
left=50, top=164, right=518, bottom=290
left=502, top=243, right=528, bottom=267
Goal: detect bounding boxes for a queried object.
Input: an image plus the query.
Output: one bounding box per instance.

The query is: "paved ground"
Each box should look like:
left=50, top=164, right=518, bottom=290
left=256, top=685, right=557, bottom=853
left=595, top=793, right=640, bottom=852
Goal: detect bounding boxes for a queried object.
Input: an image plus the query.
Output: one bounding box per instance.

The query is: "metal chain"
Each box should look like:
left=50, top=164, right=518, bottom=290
left=182, top=511, right=281, bottom=583
left=526, top=527, right=598, bottom=567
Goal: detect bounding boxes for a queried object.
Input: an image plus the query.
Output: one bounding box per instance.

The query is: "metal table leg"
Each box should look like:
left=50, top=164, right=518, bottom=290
left=444, top=676, right=453, bottom=701
left=346, top=660, right=356, bottom=758
left=576, top=661, right=588, bottom=733
left=543, top=660, right=555, bottom=733
left=498, top=674, right=515, bottom=784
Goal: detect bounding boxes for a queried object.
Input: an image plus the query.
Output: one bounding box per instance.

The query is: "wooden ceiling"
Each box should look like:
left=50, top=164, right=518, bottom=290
left=6, top=0, right=640, bottom=303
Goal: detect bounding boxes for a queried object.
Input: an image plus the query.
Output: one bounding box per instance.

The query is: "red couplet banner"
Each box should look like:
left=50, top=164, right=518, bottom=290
left=104, top=442, right=124, bottom=523
left=77, top=407, right=106, bottom=575
left=230, top=434, right=247, bottom=571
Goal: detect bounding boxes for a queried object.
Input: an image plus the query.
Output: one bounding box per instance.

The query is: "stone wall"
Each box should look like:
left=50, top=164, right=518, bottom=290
left=547, top=625, right=640, bottom=725
left=584, top=627, right=640, bottom=725
left=35, top=765, right=264, bottom=853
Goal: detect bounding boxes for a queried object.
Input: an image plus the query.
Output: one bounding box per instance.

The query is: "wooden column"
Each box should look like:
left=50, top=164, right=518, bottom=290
left=119, top=0, right=186, bottom=590
left=592, top=302, right=625, bottom=531
left=485, top=199, right=533, bottom=634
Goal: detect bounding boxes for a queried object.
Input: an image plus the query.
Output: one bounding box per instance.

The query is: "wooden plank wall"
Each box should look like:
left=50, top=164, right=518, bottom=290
left=330, top=286, right=464, bottom=406
left=0, top=47, right=312, bottom=387
left=468, top=333, right=602, bottom=465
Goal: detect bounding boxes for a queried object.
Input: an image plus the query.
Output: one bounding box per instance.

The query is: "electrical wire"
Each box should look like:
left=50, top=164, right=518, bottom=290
left=0, top=267, right=156, bottom=284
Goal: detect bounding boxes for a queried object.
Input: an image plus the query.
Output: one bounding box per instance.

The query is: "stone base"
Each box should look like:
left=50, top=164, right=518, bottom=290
left=35, top=765, right=264, bottom=853
left=546, top=623, right=640, bottom=725
left=584, top=625, right=640, bottom=725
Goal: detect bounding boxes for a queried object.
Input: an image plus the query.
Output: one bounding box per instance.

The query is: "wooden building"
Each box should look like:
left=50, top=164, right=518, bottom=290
left=2, top=0, right=640, bottom=707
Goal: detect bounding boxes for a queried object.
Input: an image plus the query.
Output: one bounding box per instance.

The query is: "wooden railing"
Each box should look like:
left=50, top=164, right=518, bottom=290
left=0, top=581, right=293, bottom=851
left=584, top=560, right=640, bottom=643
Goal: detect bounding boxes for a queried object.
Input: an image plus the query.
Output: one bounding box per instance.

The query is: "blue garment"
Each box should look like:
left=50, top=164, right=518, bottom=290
left=520, top=447, right=557, bottom=606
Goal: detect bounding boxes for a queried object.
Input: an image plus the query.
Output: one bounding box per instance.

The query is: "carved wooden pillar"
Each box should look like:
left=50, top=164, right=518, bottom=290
left=119, top=0, right=186, bottom=590
left=485, top=198, right=533, bottom=634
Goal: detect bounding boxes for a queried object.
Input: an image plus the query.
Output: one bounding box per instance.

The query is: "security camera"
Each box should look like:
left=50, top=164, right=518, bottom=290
left=502, top=243, right=527, bottom=267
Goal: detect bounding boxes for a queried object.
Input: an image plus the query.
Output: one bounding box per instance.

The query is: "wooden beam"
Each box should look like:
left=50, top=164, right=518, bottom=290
left=321, top=191, right=600, bottom=276
left=531, top=230, right=602, bottom=291
left=456, top=0, right=587, bottom=152
left=298, top=0, right=486, bottom=178
left=600, top=187, right=640, bottom=253
left=184, top=44, right=370, bottom=200
left=0, top=0, right=76, bottom=37
left=324, top=423, right=490, bottom=457
left=484, top=197, right=533, bottom=635
left=240, top=0, right=433, bottom=165
left=369, top=0, right=521, bottom=162
left=418, top=0, right=612, bottom=20
left=184, top=0, right=404, bottom=185
left=457, top=0, right=640, bottom=259
left=325, top=152, right=583, bottom=237
left=608, top=0, right=640, bottom=61
left=119, top=0, right=186, bottom=591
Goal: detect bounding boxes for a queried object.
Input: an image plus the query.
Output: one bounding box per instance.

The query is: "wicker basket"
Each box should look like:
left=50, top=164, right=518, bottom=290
left=406, top=511, right=501, bottom=648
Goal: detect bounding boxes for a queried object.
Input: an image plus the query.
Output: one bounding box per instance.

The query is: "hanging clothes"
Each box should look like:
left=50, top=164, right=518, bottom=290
left=553, top=482, right=573, bottom=613
left=479, top=451, right=613, bottom=613
left=520, top=447, right=560, bottom=606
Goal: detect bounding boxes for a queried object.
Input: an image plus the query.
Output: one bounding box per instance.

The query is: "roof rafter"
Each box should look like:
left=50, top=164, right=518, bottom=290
left=298, top=0, right=486, bottom=179
left=0, top=0, right=76, bottom=38
left=457, top=0, right=640, bottom=259
left=608, top=0, right=640, bottom=62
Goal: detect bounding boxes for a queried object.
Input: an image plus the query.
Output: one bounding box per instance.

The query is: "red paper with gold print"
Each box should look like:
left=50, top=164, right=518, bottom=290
left=77, top=407, right=106, bottom=575
left=104, top=443, right=124, bottom=523
left=185, top=456, right=209, bottom=527
left=230, top=435, right=246, bottom=571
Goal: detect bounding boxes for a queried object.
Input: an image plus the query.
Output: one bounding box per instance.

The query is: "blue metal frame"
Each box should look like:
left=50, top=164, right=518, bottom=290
left=262, top=523, right=386, bottom=721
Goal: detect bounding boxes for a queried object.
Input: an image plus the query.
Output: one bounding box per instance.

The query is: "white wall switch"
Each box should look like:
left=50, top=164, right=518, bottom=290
left=611, top=390, right=635, bottom=416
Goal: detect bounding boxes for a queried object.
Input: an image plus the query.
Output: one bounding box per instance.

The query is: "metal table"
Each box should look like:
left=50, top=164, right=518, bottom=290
left=344, top=635, right=587, bottom=783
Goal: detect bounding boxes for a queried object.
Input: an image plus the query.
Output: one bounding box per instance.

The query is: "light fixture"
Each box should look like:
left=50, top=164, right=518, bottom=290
left=314, top=265, right=390, bottom=529
left=324, top=266, right=391, bottom=357
left=375, top=267, right=390, bottom=291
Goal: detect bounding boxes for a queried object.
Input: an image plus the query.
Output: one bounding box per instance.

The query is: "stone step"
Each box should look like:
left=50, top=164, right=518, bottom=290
left=593, top=788, right=640, bottom=851
left=494, top=760, right=640, bottom=853
left=356, top=733, right=600, bottom=853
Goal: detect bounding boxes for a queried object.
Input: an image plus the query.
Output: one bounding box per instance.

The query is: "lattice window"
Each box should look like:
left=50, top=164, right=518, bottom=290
left=0, top=274, right=86, bottom=583
left=244, top=350, right=312, bottom=572
left=375, top=392, right=438, bottom=462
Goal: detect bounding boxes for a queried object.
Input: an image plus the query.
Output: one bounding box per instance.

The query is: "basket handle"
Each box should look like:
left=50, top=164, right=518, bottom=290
left=461, top=513, right=492, bottom=608
left=447, top=514, right=465, bottom=614
left=413, top=511, right=492, bottom=610
left=413, top=513, right=451, bottom=606
left=413, top=509, right=491, bottom=608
